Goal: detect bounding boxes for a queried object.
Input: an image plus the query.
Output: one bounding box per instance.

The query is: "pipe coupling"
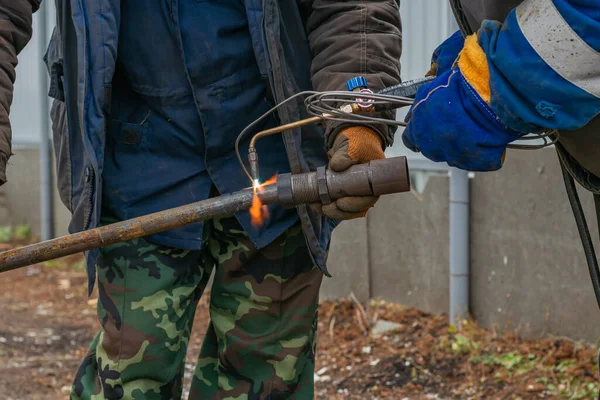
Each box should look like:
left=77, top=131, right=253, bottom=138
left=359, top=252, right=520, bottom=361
left=275, top=157, right=410, bottom=206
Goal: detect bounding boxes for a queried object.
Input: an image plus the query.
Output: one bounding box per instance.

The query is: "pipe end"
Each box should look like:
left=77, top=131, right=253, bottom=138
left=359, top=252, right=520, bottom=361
left=370, top=157, right=411, bottom=196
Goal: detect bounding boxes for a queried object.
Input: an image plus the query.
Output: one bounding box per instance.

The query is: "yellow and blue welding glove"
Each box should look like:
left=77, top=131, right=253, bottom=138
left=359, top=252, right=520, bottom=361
left=402, top=34, right=522, bottom=171
left=426, top=30, right=465, bottom=77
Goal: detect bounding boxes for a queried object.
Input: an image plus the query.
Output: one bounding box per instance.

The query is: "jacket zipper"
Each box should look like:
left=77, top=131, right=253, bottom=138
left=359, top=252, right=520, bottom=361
left=83, top=166, right=95, bottom=230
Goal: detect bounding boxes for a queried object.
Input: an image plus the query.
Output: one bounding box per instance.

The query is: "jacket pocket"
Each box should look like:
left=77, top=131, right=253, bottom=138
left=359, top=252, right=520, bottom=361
left=107, top=110, right=150, bottom=178
left=50, top=99, right=73, bottom=212
left=44, top=27, right=65, bottom=102
left=69, top=165, right=96, bottom=233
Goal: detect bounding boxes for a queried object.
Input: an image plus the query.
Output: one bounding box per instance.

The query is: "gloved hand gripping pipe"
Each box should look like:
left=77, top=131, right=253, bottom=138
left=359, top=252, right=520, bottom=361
left=0, top=157, right=410, bottom=274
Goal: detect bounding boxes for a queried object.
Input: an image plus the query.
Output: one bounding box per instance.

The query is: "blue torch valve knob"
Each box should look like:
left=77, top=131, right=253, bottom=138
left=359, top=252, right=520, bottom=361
left=346, top=76, right=368, bottom=92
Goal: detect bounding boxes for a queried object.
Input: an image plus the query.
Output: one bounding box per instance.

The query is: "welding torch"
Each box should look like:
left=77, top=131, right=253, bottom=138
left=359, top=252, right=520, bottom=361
left=0, top=77, right=430, bottom=274
left=247, top=76, right=434, bottom=184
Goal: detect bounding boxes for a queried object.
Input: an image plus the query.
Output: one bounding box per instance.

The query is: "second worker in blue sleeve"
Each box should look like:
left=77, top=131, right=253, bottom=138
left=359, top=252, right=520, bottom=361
left=403, top=0, right=600, bottom=178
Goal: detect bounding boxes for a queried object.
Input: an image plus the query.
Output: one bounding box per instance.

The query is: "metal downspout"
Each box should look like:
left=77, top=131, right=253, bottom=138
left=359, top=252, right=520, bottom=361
left=38, top=2, right=54, bottom=240
left=449, top=168, right=470, bottom=323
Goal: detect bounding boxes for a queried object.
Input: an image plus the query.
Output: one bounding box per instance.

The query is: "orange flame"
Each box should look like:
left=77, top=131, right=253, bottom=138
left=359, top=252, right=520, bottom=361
left=250, top=175, right=278, bottom=228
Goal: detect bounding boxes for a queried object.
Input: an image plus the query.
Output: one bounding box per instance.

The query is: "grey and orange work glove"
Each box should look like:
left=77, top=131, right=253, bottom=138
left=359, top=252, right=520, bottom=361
left=318, top=126, right=385, bottom=220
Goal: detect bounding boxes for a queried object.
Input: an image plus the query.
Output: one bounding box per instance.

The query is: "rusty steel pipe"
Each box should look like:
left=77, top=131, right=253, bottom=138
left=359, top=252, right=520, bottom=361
left=0, top=157, right=409, bottom=273
left=0, top=187, right=273, bottom=274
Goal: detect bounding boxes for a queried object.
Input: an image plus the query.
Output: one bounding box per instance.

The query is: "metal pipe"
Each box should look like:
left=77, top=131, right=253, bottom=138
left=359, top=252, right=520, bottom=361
left=0, top=157, right=410, bottom=273
left=449, top=168, right=470, bottom=323
left=38, top=0, right=54, bottom=240
left=0, top=186, right=270, bottom=274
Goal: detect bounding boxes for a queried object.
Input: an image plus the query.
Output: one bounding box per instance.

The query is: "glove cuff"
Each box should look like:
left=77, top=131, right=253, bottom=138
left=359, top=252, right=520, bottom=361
left=325, top=117, right=394, bottom=151
left=458, top=34, right=491, bottom=104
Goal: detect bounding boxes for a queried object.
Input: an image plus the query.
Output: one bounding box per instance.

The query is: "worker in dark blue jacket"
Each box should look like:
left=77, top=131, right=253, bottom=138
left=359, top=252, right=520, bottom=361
left=0, top=0, right=401, bottom=398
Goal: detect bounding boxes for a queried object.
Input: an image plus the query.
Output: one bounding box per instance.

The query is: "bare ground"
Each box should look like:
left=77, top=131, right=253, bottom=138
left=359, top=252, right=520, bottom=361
left=0, top=253, right=597, bottom=400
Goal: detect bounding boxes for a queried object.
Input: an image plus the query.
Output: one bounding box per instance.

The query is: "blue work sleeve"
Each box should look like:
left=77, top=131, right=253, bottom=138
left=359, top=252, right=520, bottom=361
left=477, top=0, right=600, bottom=133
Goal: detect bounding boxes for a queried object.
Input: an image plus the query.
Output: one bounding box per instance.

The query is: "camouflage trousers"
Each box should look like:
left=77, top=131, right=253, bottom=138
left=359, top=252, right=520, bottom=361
left=70, top=216, right=322, bottom=400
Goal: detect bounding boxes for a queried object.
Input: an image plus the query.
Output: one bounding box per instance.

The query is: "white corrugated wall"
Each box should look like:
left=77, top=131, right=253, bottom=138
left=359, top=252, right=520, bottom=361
left=12, top=3, right=55, bottom=147
left=390, top=0, right=458, bottom=157
left=400, top=1, right=458, bottom=80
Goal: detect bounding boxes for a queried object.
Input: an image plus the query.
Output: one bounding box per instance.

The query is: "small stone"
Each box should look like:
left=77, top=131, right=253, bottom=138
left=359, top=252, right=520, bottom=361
left=362, top=346, right=372, bottom=354
left=371, top=320, right=403, bottom=337
left=58, top=279, right=71, bottom=290
left=316, top=367, right=329, bottom=375
left=526, top=384, right=545, bottom=392
left=36, top=305, right=51, bottom=316
left=25, top=267, right=40, bottom=276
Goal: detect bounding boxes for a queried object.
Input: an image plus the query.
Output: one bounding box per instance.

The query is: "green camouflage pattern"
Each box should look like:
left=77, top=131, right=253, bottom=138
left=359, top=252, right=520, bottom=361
left=71, top=216, right=322, bottom=400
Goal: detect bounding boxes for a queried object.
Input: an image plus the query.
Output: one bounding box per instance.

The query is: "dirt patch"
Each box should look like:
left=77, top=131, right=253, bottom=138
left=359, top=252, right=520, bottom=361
left=315, top=301, right=599, bottom=400
left=0, top=253, right=597, bottom=399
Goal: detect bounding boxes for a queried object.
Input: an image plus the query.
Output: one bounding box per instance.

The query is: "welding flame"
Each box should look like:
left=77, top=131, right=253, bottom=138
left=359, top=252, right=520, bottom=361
left=250, top=175, right=277, bottom=228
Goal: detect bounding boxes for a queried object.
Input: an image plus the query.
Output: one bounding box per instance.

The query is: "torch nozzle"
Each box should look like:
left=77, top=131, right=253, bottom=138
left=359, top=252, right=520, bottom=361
left=248, top=149, right=260, bottom=184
